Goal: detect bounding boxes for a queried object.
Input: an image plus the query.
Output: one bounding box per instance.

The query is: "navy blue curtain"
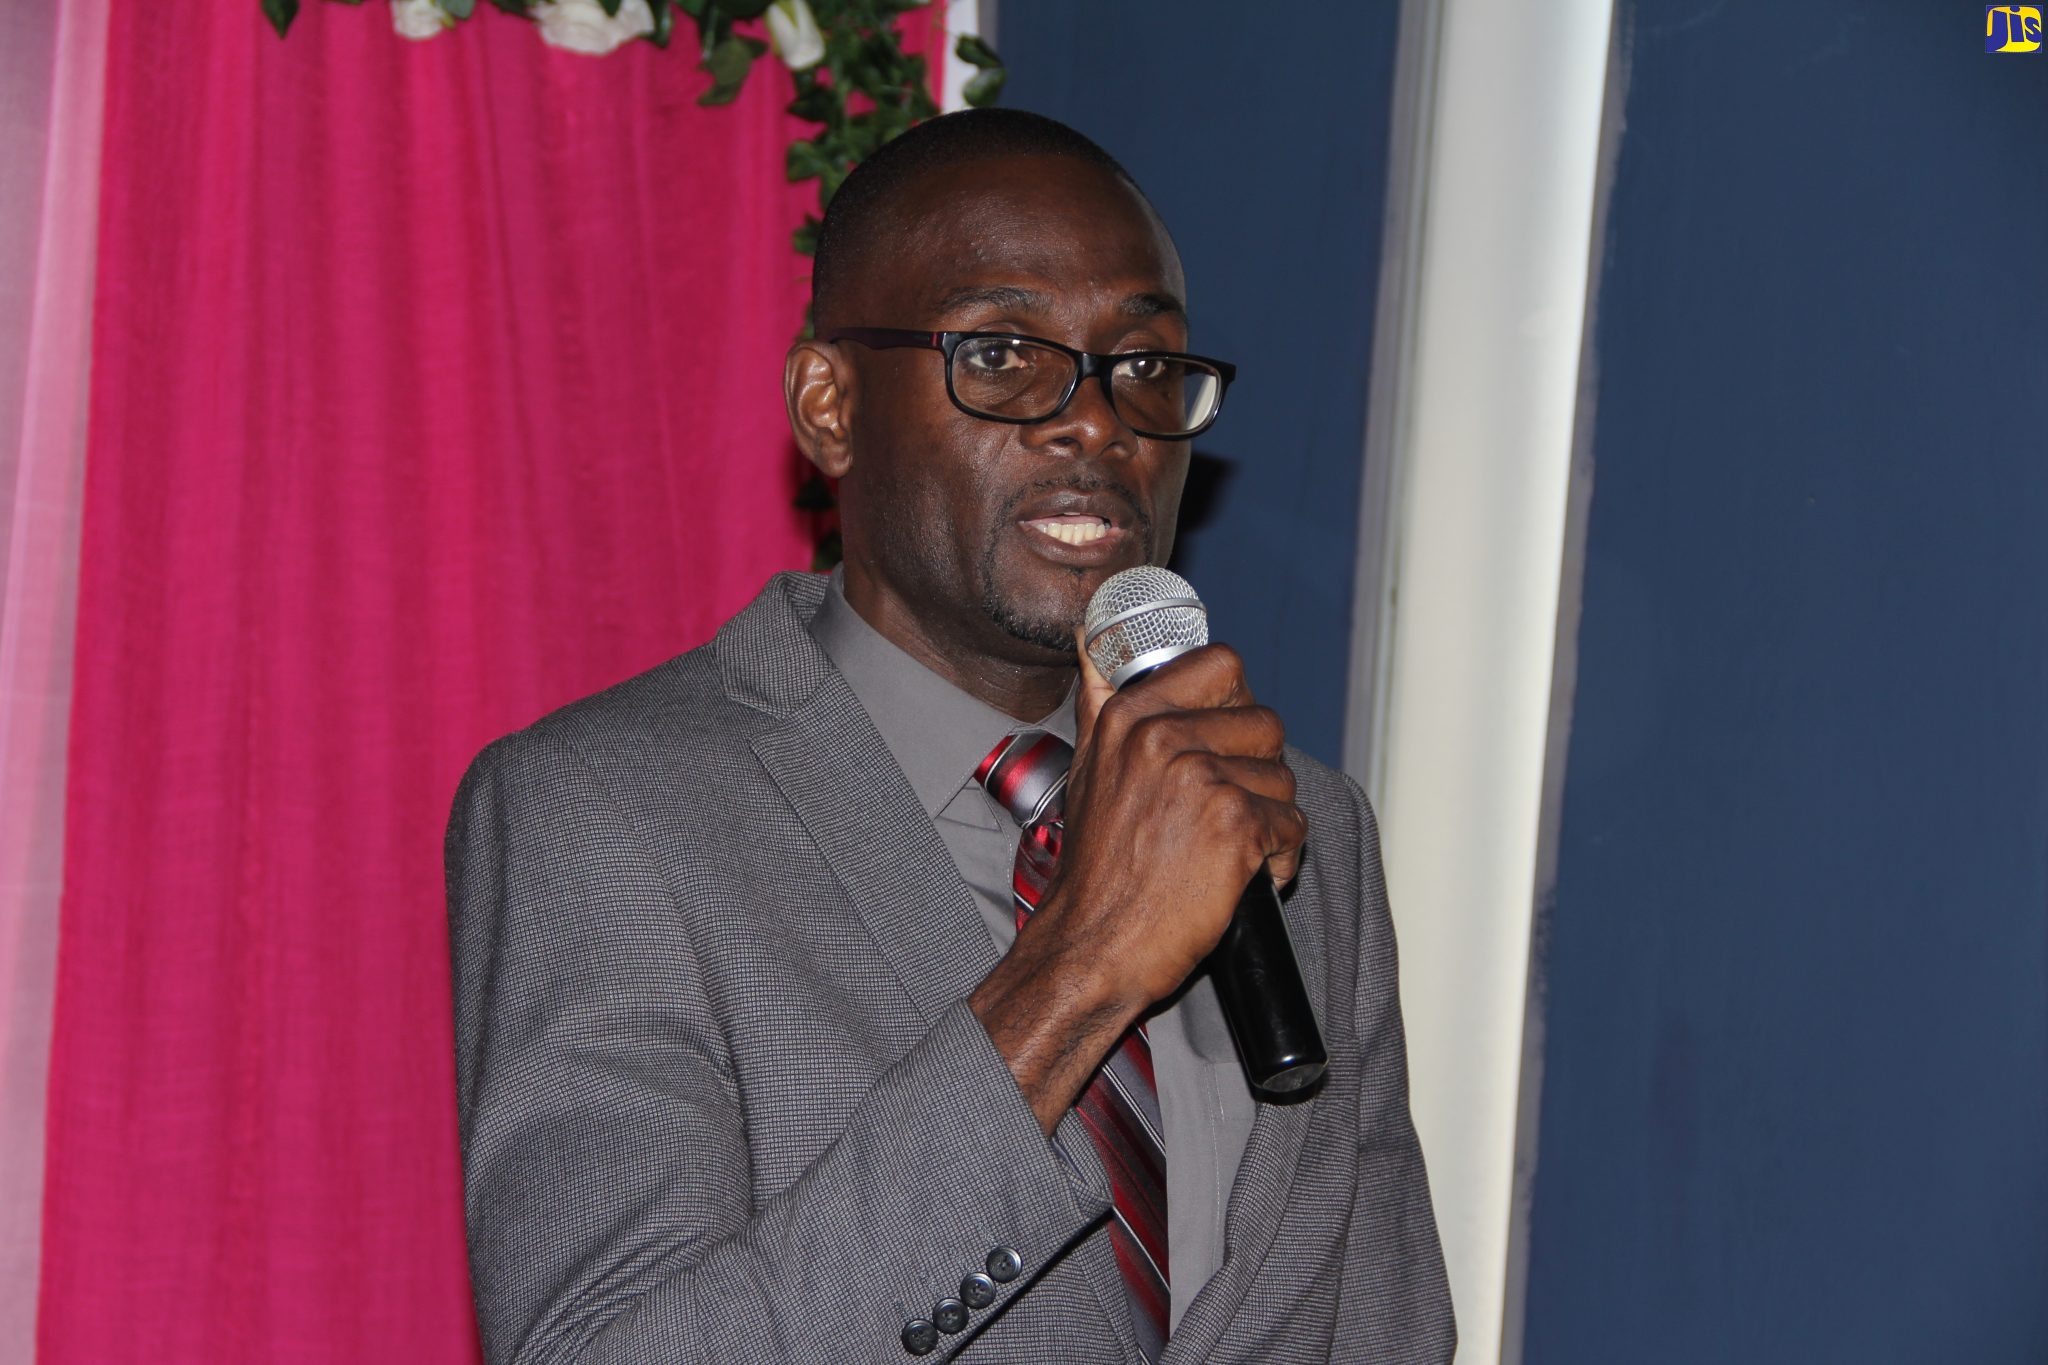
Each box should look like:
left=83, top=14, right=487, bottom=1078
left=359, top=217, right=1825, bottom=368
left=1526, top=5, right=2048, bottom=1361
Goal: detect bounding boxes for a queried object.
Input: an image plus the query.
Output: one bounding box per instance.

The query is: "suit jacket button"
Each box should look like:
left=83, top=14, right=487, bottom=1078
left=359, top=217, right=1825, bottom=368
left=901, top=1318, right=939, bottom=1356
left=959, top=1272, right=997, bottom=1309
left=986, top=1246, right=1023, bottom=1283
left=933, top=1298, right=968, bottom=1334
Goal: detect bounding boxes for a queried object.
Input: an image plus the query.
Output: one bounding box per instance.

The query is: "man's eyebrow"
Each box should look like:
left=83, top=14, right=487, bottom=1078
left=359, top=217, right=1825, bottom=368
left=930, top=285, right=1189, bottom=322
left=1120, top=291, right=1188, bottom=321
left=934, top=284, right=1049, bottom=316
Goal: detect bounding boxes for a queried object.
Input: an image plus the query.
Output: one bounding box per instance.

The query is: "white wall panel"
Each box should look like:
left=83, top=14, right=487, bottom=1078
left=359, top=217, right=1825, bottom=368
left=1347, top=2, right=1613, bottom=1360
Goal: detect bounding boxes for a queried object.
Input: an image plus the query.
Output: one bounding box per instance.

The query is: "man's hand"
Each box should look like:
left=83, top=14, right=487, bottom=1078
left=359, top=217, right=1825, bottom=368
left=969, top=638, right=1307, bottom=1135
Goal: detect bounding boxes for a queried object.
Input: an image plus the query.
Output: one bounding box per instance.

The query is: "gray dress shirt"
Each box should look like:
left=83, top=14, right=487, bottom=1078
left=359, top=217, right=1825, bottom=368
left=809, top=571, right=1258, bottom=1325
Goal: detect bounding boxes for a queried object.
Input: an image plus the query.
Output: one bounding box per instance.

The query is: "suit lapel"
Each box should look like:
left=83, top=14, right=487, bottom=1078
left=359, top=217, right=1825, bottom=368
left=1168, top=1100, right=1318, bottom=1360
left=718, top=574, right=992, bottom=1023
left=751, top=676, right=1002, bottom=1026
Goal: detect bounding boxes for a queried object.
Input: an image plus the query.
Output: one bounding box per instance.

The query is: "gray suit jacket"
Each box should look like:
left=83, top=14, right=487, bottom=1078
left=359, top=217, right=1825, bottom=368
left=447, top=572, right=1455, bottom=1365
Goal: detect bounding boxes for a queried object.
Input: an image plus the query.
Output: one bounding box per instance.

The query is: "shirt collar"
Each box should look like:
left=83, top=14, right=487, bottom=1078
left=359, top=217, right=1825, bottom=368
left=808, top=568, right=1077, bottom=818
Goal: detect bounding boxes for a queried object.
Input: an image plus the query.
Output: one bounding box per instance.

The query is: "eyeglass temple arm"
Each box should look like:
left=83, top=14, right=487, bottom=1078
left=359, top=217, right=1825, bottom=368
left=820, top=328, right=942, bottom=351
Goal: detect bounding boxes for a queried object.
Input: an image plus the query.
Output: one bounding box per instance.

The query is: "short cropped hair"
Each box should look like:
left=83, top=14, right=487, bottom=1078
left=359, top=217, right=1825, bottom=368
left=810, top=108, right=1141, bottom=330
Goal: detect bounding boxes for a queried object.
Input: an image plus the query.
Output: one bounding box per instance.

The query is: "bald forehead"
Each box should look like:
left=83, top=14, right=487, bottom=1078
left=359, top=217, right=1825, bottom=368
left=838, top=154, right=1186, bottom=329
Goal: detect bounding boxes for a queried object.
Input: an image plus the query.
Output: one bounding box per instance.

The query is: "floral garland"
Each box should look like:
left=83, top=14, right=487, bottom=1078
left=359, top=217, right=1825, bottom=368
left=263, top=4, right=1004, bottom=237
left=268, top=0, right=1003, bottom=567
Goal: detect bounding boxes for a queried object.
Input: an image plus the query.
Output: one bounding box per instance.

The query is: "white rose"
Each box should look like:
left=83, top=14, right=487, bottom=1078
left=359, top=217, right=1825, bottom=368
left=536, top=0, right=656, bottom=56
left=765, top=0, right=825, bottom=72
left=391, top=0, right=449, bottom=41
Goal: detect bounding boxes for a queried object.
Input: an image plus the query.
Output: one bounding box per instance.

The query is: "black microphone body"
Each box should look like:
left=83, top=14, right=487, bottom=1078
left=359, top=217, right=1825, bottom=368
left=1207, top=868, right=1328, bottom=1095
left=1087, top=566, right=1328, bottom=1097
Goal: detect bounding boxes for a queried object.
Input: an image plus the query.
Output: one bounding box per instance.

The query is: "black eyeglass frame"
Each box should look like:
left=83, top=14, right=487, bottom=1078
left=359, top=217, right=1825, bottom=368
left=824, top=327, right=1238, bottom=440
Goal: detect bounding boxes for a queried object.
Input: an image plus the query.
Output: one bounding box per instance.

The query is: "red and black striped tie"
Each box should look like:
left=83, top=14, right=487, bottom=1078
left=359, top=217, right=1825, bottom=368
left=977, top=730, right=1170, bottom=1362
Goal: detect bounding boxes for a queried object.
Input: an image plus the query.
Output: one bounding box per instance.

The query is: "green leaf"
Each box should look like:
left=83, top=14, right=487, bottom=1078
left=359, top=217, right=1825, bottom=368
left=697, top=32, right=758, bottom=105
left=817, top=162, right=848, bottom=211
left=865, top=103, right=909, bottom=145
left=792, top=215, right=822, bottom=256
left=810, top=526, right=843, bottom=573
left=486, top=0, right=531, bottom=13
left=841, top=113, right=886, bottom=160
left=712, top=33, right=758, bottom=79
left=678, top=0, right=707, bottom=14
left=716, top=0, right=774, bottom=17
left=597, top=0, right=622, bottom=15
left=698, top=8, right=730, bottom=59
left=648, top=0, right=673, bottom=45
left=855, top=33, right=899, bottom=85
left=953, top=33, right=1000, bottom=68
left=439, top=0, right=476, bottom=18
left=785, top=140, right=831, bottom=182
left=962, top=67, right=1004, bottom=107
left=741, top=34, right=768, bottom=56
left=260, top=0, right=299, bottom=38
left=787, top=84, right=837, bottom=123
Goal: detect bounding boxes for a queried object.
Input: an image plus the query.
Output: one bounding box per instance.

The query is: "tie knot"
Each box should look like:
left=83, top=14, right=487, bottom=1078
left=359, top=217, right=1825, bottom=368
left=975, top=729, right=1073, bottom=826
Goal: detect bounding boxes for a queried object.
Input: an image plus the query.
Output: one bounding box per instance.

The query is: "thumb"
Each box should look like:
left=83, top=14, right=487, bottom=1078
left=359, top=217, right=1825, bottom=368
left=1072, top=624, right=1114, bottom=753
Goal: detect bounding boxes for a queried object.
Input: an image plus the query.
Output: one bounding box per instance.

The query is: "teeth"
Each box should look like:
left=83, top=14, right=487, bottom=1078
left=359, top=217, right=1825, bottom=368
left=1028, top=519, right=1110, bottom=545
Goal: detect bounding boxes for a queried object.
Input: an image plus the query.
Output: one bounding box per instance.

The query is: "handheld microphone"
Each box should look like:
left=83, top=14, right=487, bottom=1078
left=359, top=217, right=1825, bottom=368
left=1083, top=567, right=1328, bottom=1096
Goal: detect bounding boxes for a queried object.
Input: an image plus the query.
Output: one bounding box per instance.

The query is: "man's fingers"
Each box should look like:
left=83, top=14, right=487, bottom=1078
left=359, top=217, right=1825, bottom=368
left=1080, top=641, right=1262, bottom=757
left=1261, top=802, right=1309, bottom=890
left=1199, top=753, right=1298, bottom=805
left=1113, top=643, right=1254, bottom=713
left=1192, top=755, right=1307, bottom=886
left=1237, top=789, right=1309, bottom=882
left=1267, top=847, right=1305, bottom=889
left=1072, top=625, right=1298, bottom=874
left=1073, top=623, right=1115, bottom=753
left=1124, top=705, right=1286, bottom=764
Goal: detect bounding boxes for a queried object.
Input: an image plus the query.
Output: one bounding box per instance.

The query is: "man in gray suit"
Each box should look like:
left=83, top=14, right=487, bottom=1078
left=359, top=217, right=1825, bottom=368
left=448, top=109, right=1453, bottom=1364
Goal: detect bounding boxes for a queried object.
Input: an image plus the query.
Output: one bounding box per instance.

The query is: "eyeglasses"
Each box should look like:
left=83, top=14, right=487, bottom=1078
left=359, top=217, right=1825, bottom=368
left=825, top=328, right=1237, bottom=440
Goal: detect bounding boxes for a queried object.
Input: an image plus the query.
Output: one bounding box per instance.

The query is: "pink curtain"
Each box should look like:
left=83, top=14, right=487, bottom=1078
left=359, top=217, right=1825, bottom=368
left=40, top=6, right=937, bottom=1360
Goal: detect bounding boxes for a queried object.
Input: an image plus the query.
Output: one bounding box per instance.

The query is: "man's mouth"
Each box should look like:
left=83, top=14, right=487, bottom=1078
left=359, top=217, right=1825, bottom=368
left=1005, top=482, right=1147, bottom=568
left=1021, top=514, right=1114, bottom=547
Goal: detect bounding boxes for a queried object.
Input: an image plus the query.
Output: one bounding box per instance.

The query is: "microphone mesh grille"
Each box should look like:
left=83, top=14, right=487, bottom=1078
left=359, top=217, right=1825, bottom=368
left=1084, top=566, right=1209, bottom=685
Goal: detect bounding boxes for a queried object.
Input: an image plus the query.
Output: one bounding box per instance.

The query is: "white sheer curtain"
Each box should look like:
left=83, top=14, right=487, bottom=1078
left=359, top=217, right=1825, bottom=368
left=0, top=0, right=107, bottom=1355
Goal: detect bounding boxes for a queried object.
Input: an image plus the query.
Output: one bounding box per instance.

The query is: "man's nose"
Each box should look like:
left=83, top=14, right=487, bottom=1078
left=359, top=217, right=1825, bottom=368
left=1030, top=373, right=1137, bottom=459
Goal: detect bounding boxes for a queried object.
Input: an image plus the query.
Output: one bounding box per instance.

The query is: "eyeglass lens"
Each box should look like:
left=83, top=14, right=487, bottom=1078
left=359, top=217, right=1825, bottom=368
left=950, top=337, right=1222, bottom=436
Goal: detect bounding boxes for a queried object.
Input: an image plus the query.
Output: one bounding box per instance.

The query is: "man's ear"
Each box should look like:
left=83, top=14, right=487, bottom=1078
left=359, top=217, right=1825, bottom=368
left=785, top=340, right=854, bottom=479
